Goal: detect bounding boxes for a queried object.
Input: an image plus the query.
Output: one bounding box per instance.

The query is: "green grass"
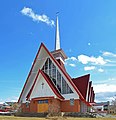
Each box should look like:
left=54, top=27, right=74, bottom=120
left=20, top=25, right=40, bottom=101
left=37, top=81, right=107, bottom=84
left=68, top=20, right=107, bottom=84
left=0, top=116, right=116, bottom=120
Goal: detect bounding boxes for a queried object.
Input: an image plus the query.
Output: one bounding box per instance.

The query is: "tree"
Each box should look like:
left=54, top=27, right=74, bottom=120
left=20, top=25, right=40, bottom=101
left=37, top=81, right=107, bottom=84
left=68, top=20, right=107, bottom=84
left=11, top=103, right=21, bottom=112
left=109, top=95, right=116, bottom=114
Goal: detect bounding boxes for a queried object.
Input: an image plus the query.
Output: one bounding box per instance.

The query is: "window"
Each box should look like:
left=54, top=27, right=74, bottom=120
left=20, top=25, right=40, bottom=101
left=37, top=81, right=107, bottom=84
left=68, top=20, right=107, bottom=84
left=57, top=70, right=61, bottom=92
left=42, top=58, right=73, bottom=94
left=52, top=64, right=56, bottom=79
left=49, top=59, right=52, bottom=76
left=62, top=77, right=67, bottom=94
left=26, top=102, right=29, bottom=108
left=38, top=100, right=48, bottom=104
left=67, top=85, right=73, bottom=94
left=70, top=98, right=74, bottom=106
left=44, top=59, right=48, bottom=74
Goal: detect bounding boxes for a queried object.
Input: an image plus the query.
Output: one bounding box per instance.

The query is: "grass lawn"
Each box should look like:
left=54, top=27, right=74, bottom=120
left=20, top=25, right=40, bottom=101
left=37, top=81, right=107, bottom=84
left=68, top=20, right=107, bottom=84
left=0, top=116, right=116, bottom=120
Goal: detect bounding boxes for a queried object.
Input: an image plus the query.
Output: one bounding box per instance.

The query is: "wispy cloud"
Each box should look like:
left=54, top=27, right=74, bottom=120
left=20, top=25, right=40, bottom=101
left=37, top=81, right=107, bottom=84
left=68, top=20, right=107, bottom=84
left=98, top=68, right=104, bottom=72
left=66, top=57, right=77, bottom=61
left=84, top=66, right=96, bottom=71
left=78, top=54, right=106, bottom=65
left=69, top=63, right=76, bottom=67
left=95, top=92, right=116, bottom=102
left=94, top=77, right=116, bottom=84
left=108, top=77, right=116, bottom=81
left=84, top=66, right=104, bottom=72
left=21, top=7, right=55, bottom=26
left=93, top=84, right=116, bottom=93
left=100, top=51, right=116, bottom=67
left=0, top=96, right=18, bottom=103
left=65, top=57, right=77, bottom=67
left=102, top=51, right=116, bottom=57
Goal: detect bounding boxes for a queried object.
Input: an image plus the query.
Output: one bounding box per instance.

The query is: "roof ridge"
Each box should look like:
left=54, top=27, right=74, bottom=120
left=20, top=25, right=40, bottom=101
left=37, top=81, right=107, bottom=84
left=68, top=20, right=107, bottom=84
left=72, top=74, right=90, bottom=80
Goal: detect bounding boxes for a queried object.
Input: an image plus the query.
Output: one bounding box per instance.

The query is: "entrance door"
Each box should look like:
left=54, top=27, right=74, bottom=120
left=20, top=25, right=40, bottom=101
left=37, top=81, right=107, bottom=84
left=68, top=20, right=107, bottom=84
left=37, top=100, right=48, bottom=112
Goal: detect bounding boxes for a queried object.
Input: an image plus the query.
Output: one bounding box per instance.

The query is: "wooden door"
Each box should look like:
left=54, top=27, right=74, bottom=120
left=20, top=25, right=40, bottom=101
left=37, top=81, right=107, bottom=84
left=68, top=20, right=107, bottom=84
left=37, top=100, right=48, bottom=112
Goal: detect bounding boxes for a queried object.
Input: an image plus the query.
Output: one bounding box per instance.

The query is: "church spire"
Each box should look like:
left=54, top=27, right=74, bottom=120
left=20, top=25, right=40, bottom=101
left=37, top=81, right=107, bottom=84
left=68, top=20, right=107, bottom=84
left=55, top=14, right=60, bottom=50
left=51, top=14, right=67, bottom=64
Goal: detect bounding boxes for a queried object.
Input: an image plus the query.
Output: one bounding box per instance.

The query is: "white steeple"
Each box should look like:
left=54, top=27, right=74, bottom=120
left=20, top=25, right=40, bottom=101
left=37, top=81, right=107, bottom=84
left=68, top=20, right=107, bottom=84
left=51, top=14, right=67, bottom=64
left=55, top=15, right=60, bottom=50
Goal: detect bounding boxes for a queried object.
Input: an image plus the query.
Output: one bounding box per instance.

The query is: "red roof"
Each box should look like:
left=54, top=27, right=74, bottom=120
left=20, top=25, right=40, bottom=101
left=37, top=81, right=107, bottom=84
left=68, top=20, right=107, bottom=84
left=90, top=87, right=93, bottom=102
left=18, top=43, right=92, bottom=107
left=72, top=74, right=90, bottom=99
left=91, top=90, right=95, bottom=103
left=87, top=81, right=92, bottom=102
left=26, top=69, right=64, bottom=100
left=93, top=93, right=95, bottom=103
left=18, top=43, right=43, bottom=103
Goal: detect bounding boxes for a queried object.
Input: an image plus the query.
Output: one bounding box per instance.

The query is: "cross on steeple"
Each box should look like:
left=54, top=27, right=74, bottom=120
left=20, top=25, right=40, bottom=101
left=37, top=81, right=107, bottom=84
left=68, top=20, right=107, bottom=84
left=55, top=13, right=60, bottom=50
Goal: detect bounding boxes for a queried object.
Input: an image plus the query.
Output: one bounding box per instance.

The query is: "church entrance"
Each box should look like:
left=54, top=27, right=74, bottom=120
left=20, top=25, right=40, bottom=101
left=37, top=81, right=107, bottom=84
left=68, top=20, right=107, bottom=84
left=37, top=99, right=48, bottom=112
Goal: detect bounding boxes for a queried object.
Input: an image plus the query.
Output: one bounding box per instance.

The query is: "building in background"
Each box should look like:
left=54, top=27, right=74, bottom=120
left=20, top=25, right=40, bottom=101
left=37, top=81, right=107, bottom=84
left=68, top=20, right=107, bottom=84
left=93, top=101, right=109, bottom=113
left=18, top=16, right=95, bottom=113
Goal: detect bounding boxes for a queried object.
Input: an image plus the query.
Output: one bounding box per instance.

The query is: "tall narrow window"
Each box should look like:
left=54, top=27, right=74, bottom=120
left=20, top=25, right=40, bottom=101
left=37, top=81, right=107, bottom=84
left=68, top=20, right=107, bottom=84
left=62, top=77, right=67, bottom=94
left=57, top=70, right=61, bottom=92
left=68, top=85, right=73, bottom=93
left=45, top=59, right=48, bottom=74
left=52, top=64, right=56, bottom=85
left=41, top=57, right=73, bottom=94
left=49, top=58, right=52, bottom=77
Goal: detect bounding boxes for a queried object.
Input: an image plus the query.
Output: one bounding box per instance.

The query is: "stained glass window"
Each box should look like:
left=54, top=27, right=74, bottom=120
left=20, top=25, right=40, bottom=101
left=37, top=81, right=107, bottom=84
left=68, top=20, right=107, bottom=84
left=42, top=58, right=73, bottom=94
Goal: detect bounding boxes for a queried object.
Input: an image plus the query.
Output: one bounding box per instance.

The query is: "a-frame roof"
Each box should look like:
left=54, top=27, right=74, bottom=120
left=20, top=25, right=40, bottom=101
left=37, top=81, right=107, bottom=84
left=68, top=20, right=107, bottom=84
left=72, top=74, right=90, bottom=100
left=87, top=81, right=92, bottom=102
left=90, top=87, right=93, bottom=103
left=18, top=43, right=91, bottom=106
left=26, top=69, right=64, bottom=100
left=18, top=43, right=44, bottom=103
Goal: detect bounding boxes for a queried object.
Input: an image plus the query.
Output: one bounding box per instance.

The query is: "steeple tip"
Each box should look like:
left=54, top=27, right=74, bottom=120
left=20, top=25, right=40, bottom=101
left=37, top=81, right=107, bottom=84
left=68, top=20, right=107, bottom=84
left=55, top=14, right=60, bottom=50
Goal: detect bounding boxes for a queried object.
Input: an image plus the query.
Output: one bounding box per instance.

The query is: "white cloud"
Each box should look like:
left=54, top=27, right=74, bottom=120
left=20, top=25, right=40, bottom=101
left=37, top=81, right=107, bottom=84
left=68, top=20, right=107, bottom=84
left=0, top=96, right=18, bottom=103
left=102, top=51, right=116, bottom=57
left=65, top=57, right=77, bottom=67
left=69, top=64, right=76, bottom=67
left=21, top=7, right=55, bottom=26
left=84, top=66, right=95, bottom=71
left=98, top=68, right=104, bottom=72
left=0, top=102, right=4, bottom=104
left=108, top=78, right=116, bottom=81
left=93, top=84, right=116, bottom=93
left=95, top=92, right=116, bottom=102
left=66, top=57, right=77, bottom=61
left=78, top=54, right=106, bottom=65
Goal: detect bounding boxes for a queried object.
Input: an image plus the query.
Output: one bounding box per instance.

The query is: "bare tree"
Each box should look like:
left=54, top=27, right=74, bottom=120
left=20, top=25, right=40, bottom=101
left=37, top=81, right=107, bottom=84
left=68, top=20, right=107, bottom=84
left=109, top=95, right=116, bottom=114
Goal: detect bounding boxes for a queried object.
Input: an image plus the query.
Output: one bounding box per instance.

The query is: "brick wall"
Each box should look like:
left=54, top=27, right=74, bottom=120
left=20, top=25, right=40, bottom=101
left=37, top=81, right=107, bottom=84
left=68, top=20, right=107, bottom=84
left=30, top=100, right=38, bottom=112
left=21, top=103, right=30, bottom=112
left=61, top=99, right=80, bottom=112
left=21, top=98, right=81, bottom=113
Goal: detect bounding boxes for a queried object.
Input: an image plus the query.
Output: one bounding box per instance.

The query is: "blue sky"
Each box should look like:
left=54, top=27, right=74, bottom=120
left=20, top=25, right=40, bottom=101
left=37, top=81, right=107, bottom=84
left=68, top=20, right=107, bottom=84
left=0, top=0, right=116, bottom=103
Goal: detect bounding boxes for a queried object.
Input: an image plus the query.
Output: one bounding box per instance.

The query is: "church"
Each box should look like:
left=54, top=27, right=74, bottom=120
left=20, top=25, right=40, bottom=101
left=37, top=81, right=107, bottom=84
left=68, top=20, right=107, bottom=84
left=18, top=16, right=95, bottom=113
